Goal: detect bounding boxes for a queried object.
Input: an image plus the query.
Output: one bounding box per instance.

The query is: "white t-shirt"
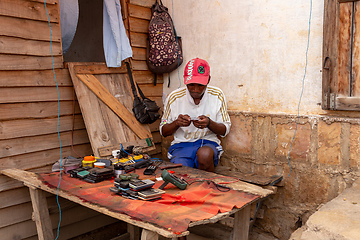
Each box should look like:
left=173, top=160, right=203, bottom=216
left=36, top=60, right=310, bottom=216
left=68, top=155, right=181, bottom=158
left=160, top=86, right=231, bottom=145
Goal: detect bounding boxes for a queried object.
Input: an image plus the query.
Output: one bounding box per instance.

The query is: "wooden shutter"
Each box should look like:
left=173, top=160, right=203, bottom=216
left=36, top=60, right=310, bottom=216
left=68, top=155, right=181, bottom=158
left=322, top=0, right=360, bottom=110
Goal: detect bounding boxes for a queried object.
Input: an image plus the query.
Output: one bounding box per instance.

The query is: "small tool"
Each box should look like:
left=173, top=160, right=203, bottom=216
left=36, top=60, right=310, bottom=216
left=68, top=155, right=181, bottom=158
left=159, top=170, right=187, bottom=190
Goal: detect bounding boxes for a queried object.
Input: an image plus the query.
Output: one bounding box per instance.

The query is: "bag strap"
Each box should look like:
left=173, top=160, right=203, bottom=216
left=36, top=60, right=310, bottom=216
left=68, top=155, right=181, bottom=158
left=125, top=61, right=148, bottom=101
left=125, top=62, right=139, bottom=98
left=136, top=82, right=147, bottom=100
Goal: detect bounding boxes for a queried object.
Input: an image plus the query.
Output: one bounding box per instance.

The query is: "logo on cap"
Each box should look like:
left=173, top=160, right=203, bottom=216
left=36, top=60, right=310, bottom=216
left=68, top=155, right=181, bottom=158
left=198, top=66, right=205, bottom=74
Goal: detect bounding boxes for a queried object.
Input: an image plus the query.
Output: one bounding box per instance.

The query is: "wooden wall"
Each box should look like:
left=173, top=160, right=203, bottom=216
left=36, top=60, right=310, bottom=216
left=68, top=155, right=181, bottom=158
left=0, top=0, right=163, bottom=239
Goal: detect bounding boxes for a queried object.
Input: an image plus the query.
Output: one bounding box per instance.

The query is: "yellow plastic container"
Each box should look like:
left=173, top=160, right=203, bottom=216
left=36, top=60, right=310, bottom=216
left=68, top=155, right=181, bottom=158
left=82, top=156, right=96, bottom=168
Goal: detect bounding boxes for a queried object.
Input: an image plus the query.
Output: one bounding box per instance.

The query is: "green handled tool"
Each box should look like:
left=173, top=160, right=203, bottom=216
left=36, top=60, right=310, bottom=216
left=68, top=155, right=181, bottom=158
left=159, top=170, right=187, bottom=190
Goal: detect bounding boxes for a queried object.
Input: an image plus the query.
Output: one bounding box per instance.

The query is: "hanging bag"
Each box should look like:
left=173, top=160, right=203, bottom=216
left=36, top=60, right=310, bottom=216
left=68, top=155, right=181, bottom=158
left=146, top=0, right=183, bottom=84
left=126, top=62, right=160, bottom=124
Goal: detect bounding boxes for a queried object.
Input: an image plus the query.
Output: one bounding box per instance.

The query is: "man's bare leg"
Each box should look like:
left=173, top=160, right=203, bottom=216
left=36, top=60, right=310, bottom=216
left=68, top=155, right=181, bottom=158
left=196, top=146, right=215, bottom=172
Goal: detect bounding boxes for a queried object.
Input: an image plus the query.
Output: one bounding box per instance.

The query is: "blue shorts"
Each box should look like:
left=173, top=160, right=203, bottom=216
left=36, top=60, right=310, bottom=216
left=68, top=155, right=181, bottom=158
left=167, top=139, right=223, bottom=168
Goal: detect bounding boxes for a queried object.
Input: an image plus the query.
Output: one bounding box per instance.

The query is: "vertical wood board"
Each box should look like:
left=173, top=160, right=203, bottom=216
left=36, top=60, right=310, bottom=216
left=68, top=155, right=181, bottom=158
left=338, top=2, right=353, bottom=95
left=68, top=63, right=154, bottom=157
left=352, top=2, right=360, bottom=96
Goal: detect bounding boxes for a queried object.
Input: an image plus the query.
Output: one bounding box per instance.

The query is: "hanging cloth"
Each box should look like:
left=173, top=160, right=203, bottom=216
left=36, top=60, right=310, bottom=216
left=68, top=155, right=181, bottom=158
left=103, top=0, right=133, bottom=67
left=59, top=0, right=79, bottom=54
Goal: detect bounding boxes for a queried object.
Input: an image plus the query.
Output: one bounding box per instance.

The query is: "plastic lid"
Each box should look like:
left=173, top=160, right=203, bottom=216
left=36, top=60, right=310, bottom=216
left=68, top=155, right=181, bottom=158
left=83, top=156, right=96, bottom=162
left=94, top=162, right=106, bottom=167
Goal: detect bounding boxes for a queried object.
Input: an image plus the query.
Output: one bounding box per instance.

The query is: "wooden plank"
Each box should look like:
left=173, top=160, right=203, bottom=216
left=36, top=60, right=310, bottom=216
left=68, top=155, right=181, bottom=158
left=0, top=36, right=62, bottom=56
left=0, top=69, right=72, bottom=87
left=152, top=131, right=161, bottom=143
left=129, top=17, right=149, bottom=33
left=132, top=60, right=149, bottom=71
left=0, top=0, right=59, bottom=22
left=352, top=2, right=360, bottom=96
left=0, top=129, right=90, bottom=158
left=28, top=187, right=54, bottom=240
left=0, top=55, right=64, bottom=71
left=336, top=96, right=360, bottom=110
left=73, top=63, right=128, bottom=75
left=138, top=83, right=164, bottom=97
left=0, top=187, right=31, bottom=208
left=133, top=70, right=163, bottom=84
left=148, top=143, right=162, bottom=155
left=68, top=62, right=153, bottom=157
left=132, top=47, right=147, bottom=60
left=76, top=73, right=151, bottom=139
left=0, top=115, right=85, bottom=140
left=0, top=217, right=37, bottom=240
left=0, top=169, right=189, bottom=238
left=188, top=208, right=239, bottom=228
left=338, top=2, right=353, bottom=95
left=0, top=15, right=61, bottom=42
left=97, top=138, right=155, bottom=157
left=0, top=201, right=115, bottom=240
left=130, top=32, right=148, bottom=48
left=128, top=3, right=152, bottom=20
left=0, top=87, right=74, bottom=103
left=322, top=0, right=339, bottom=109
left=0, top=101, right=81, bottom=120
left=51, top=214, right=118, bottom=240
left=149, top=119, right=161, bottom=132
left=174, top=166, right=273, bottom=198
left=232, top=206, right=250, bottom=240
left=30, top=0, right=57, bottom=4
left=0, top=202, right=33, bottom=228
left=214, top=167, right=283, bottom=186
left=129, top=0, right=154, bottom=8
left=0, top=144, right=92, bottom=177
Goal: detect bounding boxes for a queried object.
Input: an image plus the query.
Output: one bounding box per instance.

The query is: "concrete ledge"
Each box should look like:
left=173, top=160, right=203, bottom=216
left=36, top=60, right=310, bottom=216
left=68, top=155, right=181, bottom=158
left=290, top=178, right=360, bottom=240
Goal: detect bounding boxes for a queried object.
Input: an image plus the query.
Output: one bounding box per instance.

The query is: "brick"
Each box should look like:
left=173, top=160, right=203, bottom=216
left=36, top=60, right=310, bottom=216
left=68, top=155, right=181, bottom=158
left=225, top=115, right=252, bottom=154
left=275, top=122, right=311, bottom=160
left=318, top=120, right=341, bottom=165
left=350, top=124, right=360, bottom=168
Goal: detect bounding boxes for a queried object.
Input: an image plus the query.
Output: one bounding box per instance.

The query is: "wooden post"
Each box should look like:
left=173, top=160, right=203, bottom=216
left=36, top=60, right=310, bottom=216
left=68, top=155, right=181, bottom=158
left=232, top=205, right=251, bottom=240
left=28, top=186, right=54, bottom=240
left=128, top=223, right=141, bottom=240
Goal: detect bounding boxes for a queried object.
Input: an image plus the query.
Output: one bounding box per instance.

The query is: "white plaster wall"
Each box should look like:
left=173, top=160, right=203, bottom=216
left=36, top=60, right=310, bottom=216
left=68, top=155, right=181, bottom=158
left=163, top=0, right=324, bottom=115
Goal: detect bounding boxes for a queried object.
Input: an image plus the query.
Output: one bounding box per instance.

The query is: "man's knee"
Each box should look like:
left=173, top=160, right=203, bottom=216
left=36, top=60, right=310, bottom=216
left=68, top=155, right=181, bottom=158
left=197, top=146, right=214, bottom=160
left=196, top=146, right=215, bottom=171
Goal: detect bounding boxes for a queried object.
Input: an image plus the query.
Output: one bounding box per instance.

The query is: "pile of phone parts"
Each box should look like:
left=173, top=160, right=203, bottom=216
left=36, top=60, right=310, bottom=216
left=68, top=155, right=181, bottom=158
left=110, top=177, right=165, bottom=201
left=68, top=167, right=114, bottom=183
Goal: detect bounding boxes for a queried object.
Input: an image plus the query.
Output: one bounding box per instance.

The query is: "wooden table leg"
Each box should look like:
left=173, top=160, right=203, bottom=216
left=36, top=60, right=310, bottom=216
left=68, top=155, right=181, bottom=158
left=232, top=205, right=251, bottom=240
left=128, top=223, right=141, bottom=240
left=28, top=187, right=54, bottom=240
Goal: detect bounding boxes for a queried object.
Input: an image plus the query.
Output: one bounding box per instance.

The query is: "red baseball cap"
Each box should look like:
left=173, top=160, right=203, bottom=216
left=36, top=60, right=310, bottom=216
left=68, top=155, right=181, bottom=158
left=184, top=58, right=210, bottom=85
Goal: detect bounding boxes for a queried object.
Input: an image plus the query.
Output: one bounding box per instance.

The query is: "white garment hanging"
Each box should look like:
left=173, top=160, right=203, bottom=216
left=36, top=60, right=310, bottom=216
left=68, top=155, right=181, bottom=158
left=59, top=0, right=79, bottom=54
left=103, top=0, right=133, bottom=67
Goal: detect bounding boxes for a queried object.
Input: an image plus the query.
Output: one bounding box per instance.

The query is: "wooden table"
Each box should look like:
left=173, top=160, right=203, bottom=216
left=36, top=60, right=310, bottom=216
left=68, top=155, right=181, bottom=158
left=1, top=168, right=273, bottom=240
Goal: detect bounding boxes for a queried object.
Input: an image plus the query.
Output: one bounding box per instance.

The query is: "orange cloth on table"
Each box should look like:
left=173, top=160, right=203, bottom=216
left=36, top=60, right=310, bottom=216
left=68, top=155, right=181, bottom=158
left=39, top=171, right=259, bottom=234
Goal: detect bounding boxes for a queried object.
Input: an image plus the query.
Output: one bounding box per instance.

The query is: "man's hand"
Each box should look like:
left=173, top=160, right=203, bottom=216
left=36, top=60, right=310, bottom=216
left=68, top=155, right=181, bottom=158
left=161, top=114, right=191, bottom=137
left=175, top=114, right=192, bottom=127
left=192, top=115, right=209, bottom=129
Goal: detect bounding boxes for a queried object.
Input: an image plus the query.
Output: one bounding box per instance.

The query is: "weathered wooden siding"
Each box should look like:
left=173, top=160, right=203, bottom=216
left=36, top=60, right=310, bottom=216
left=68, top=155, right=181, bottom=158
left=0, top=0, right=162, bottom=239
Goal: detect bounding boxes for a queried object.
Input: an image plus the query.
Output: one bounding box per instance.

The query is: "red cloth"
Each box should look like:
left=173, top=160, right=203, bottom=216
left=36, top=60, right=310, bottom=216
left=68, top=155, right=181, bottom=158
left=39, top=171, right=259, bottom=234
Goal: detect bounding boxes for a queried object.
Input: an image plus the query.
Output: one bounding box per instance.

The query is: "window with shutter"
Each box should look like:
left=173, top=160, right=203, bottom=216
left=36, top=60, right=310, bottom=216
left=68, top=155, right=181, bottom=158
left=322, top=0, right=360, bottom=110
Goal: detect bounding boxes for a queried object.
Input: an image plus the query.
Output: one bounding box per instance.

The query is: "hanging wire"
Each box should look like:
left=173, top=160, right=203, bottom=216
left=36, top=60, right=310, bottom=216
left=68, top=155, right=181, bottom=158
left=44, top=1, right=62, bottom=238
left=287, top=0, right=313, bottom=178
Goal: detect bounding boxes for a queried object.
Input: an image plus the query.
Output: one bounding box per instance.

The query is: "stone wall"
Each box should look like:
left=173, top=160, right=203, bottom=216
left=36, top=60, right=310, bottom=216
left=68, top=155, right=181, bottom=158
left=160, top=110, right=360, bottom=239
left=220, top=111, right=360, bottom=239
